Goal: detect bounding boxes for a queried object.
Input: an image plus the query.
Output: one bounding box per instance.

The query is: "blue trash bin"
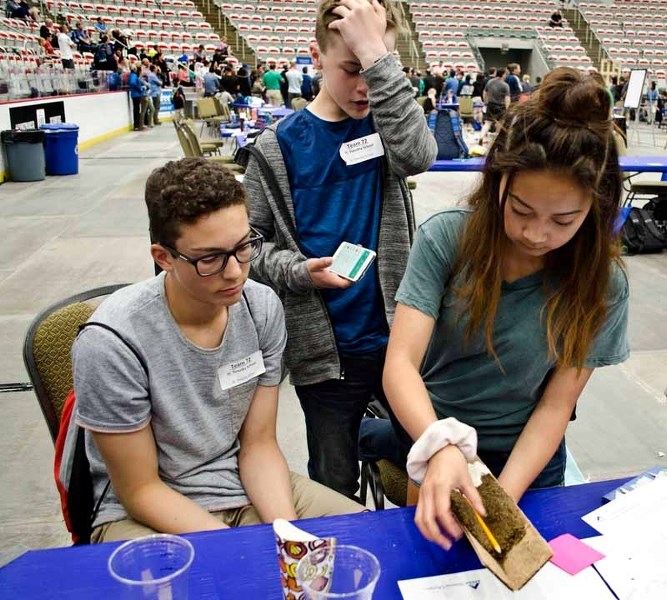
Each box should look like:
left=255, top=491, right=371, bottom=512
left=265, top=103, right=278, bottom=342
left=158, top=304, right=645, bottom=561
left=40, top=123, right=79, bottom=175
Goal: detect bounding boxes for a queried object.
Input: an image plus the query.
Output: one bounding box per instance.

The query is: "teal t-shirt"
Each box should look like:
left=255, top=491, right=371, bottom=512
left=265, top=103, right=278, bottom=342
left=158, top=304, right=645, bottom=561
left=396, top=209, right=630, bottom=454
left=263, top=70, right=283, bottom=91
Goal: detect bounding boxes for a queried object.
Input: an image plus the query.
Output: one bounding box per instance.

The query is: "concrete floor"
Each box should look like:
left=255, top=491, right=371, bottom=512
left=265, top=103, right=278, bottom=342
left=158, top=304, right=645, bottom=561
left=0, top=120, right=665, bottom=568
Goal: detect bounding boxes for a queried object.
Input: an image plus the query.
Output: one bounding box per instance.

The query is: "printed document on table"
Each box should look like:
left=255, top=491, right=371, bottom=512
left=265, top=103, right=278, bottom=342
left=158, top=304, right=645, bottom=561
left=581, top=478, right=667, bottom=536
left=398, top=563, right=615, bottom=600
left=585, top=533, right=667, bottom=599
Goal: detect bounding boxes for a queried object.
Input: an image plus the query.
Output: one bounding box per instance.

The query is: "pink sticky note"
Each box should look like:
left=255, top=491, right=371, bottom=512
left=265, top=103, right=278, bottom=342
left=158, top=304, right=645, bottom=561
left=548, top=533, right=605, bottom=575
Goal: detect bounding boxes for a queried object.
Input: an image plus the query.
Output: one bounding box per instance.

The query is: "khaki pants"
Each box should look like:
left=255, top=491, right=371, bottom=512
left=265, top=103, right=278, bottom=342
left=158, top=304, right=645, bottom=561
left=92, top=471, right=364, bottom=543
left=266, top=89, right=283, bottom=107
left=141, top=96, right=154, bottom=127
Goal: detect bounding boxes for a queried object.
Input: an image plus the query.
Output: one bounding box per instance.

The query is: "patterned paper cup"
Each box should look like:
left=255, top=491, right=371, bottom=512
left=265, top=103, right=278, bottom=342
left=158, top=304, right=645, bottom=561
left=273, top=519, right=336, bottom=600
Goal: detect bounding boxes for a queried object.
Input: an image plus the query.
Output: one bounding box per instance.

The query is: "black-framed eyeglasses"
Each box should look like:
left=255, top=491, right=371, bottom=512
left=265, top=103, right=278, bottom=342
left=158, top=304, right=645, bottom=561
left=162, top=227, right=264, bottom=277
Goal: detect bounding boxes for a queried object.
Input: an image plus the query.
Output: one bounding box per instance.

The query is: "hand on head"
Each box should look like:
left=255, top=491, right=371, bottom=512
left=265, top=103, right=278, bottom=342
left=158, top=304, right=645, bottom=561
left=328, top=0, right=390, bottom=68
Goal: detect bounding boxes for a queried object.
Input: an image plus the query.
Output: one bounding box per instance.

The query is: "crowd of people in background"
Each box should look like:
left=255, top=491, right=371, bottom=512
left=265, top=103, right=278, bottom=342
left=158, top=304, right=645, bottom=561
left=17, top=8, right=666, bottom=134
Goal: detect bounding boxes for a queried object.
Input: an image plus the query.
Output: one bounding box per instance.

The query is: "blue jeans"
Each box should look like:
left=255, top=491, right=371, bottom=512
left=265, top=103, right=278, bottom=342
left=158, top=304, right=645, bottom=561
left=359, top=418, right=566, bottom=490
left=295, top=347, right=387, bottom=499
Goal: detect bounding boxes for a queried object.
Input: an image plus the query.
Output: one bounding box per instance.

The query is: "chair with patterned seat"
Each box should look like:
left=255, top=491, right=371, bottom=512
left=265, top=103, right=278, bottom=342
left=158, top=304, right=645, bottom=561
left=23, top=285, right=129, bottom=442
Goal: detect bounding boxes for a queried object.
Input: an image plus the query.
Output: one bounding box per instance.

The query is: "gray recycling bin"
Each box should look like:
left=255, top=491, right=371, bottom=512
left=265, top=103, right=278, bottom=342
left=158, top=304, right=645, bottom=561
left=1, top=129, right=46, bottom=182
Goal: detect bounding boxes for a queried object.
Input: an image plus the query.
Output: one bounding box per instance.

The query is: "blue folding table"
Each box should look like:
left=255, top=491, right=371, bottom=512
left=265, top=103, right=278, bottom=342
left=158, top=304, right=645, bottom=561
left=0, top=478, right=628, bottom=599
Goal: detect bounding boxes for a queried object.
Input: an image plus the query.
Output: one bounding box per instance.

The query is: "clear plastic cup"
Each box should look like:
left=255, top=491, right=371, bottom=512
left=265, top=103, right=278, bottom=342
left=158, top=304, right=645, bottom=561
left=296, top=544, right=381, bottom=600
left=108, top=534, right=194, bottom=600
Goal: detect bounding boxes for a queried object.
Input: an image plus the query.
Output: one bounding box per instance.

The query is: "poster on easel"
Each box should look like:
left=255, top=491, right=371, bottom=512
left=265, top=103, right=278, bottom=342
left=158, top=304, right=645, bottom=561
left=623, top=69, right=647, bottom=110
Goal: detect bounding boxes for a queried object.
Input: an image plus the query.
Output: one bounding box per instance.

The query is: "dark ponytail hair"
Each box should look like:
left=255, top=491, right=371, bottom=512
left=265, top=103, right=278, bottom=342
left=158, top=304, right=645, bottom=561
left=454, top=67, right=623, bottom=369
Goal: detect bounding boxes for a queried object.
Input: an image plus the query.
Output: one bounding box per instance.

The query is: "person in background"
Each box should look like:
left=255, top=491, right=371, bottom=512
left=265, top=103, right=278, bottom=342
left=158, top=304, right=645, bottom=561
left=285, top=60, right=303, bottom=107
left=301, top=66, right=313, bottom=101
left=645, top=81, right=659, bottom=124
left=94, top=34, right=116, bottom=72
left=548, top=9, right=564, bottom=27
left=505, top=63, right=523, bottom=102
left=176, top=63, right=194, bottom=87
left=458, top=74, right=474, bottom=96
left=237, top=65, right=252, bottom=97
left=153, top=51, right=170, bottom=87
left=409, top=68, right=421, bottom=95
left=478, top=68, right=510, bottom=143
left=71, top=22, right=96, bottom=53
left=220, top=65, right=239, bottom=98
left=172, top=85, right=186, bottom=120
left=203, top=66, right=221, bottom=97
left=311, top=69, right=322, bottom=97
left=218, top=35, right=229, bottom=57
left=94, top=16, right=107, bottom=39
left=279, top=64, right=290, bottom=107
left=521, top=74, right=533, bottom=93
left=148, top=64, right=163, bottom=126
left=194, top=44, right=207, bottom=63
left=57, top=24, right=76, bottom=70
left=140, top=57, right=151, bottom=79
left=128, top=64, right=147, bottom=130
left=262, top=63, right=284, bottom=106
left=39, top=17, right=54, bottom=43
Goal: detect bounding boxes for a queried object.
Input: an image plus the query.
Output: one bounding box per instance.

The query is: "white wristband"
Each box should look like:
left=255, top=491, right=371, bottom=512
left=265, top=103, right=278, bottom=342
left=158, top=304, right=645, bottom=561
left=406, top=418, right=478, bottom=485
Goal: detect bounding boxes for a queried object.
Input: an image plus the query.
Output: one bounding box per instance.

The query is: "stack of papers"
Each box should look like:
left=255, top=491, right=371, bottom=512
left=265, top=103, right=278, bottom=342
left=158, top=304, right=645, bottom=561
left=581, top=477, right=667, bottom=599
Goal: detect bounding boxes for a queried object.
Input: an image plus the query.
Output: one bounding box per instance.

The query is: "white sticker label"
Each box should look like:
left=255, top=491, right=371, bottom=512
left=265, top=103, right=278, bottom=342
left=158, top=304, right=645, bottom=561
left=217, top=350, right=266, bottom=390
left=339, top=133, right=385, bottom=166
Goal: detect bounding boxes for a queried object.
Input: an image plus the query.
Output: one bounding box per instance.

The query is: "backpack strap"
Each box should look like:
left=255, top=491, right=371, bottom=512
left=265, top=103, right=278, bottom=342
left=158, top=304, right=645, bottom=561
left=242, top=288, right=288, bottom=383
left=236, top=131, right=300, bottom=242
left=79, top=322, right=148, bottom=374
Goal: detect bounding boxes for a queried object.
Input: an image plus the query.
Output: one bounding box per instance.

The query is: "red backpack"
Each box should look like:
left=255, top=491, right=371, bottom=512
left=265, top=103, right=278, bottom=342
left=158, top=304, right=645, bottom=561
left=54, top=322, right=145, bottom=544
left=54, top=389, right=109, bottom=544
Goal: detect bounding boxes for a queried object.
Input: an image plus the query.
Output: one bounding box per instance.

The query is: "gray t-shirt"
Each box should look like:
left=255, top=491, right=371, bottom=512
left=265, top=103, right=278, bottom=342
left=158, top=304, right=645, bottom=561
left=484, top=77, right=510, bottom=105
left=73, top=274, right=286, bottom=527
left=396, top=209, right=629, bottom=454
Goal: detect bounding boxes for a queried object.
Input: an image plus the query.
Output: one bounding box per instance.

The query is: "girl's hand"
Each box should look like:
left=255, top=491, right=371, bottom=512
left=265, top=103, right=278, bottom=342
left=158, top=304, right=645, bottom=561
left=414, top=445, right=486, bottom=550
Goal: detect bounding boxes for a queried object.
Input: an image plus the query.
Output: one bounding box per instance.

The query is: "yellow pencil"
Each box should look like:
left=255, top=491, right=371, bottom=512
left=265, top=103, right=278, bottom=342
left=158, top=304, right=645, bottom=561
left=463, top=495, right=502, bottom=554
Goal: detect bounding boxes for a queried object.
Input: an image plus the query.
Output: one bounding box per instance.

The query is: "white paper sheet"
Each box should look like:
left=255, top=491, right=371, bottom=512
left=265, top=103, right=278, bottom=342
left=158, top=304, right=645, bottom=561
left=584, top=533, right=667, bottom=599
left=581, top=478, right=667, bottom=536
left=580, top=480, right=667, bottom=600
left=397, top=563, right=615, bottom=600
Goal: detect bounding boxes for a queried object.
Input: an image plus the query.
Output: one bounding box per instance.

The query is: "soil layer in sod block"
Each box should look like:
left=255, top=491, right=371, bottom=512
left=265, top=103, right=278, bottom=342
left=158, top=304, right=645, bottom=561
left=449, top=461, right=553, bottom=590
left=450, top=473, right=527, bottom=564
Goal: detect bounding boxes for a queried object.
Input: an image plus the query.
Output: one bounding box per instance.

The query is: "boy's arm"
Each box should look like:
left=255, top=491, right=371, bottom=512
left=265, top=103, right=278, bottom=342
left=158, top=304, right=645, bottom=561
left=92, top=426, right=227, bottom=533
left=238, top=384, right=298, bottom=522
left=245, top=156, right=312, bottom=294
left=364, top=54, right=437, bottom=178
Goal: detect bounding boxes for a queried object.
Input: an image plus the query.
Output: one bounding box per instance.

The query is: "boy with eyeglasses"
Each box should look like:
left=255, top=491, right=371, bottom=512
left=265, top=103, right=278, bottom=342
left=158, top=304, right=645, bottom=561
left=72, top=158, right=363, bottom=543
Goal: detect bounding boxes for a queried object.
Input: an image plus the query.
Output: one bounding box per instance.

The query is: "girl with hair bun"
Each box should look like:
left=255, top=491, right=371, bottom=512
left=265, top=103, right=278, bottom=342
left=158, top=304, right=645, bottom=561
left=377, top=67, right=630, bottom=549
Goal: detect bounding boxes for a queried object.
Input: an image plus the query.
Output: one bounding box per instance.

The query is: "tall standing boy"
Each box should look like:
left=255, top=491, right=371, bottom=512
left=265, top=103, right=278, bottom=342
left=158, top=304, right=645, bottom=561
left=245, top=0, right=437, bottom=498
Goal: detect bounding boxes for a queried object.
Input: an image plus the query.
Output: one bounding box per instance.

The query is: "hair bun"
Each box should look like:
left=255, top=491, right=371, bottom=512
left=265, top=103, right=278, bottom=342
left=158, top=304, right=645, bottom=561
left=537, top=67, right=611, bottom=128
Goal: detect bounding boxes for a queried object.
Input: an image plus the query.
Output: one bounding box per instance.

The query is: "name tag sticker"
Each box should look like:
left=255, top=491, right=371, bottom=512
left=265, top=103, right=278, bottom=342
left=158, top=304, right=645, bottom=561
left=339, top=133, right=385, bottom=166
left=217, top=350, right=266, bottom=390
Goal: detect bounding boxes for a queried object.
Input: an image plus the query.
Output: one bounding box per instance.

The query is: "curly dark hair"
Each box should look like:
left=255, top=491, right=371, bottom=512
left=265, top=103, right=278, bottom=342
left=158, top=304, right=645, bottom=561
left=145, top=158, right=247, bottom=247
